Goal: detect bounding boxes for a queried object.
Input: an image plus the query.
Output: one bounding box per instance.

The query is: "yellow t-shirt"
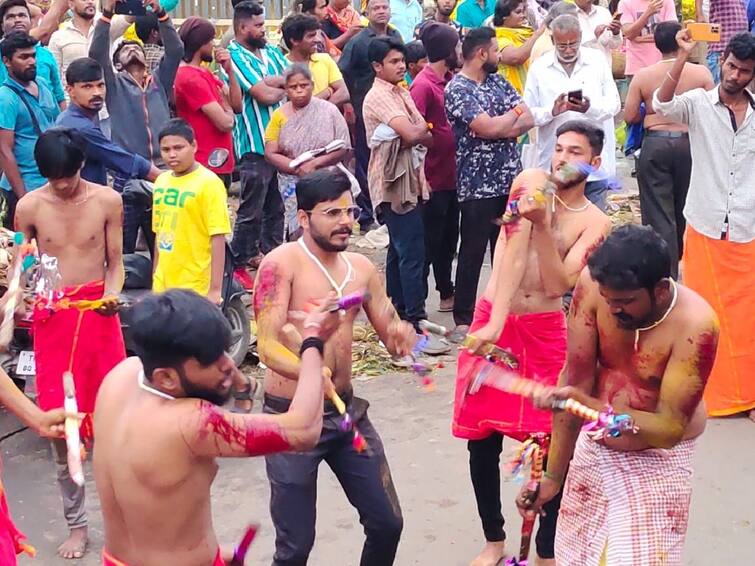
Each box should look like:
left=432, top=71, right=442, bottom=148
left=152, top=165, right=231, bottom=296
left=309, top=53, right=342, bottom=96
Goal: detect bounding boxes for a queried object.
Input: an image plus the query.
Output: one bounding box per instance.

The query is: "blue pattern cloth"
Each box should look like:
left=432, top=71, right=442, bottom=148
left=445, top=73, right=522, bottom=203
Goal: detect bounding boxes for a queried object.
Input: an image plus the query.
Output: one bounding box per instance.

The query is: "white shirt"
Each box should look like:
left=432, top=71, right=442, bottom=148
left=523, top=47, right=621, bottom=176
left=653, top=86, right=755, bottom=242
left=576, top=5, right=622, bottom=65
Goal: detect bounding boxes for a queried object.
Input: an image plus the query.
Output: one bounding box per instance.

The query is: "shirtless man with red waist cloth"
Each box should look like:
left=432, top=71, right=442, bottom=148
left=94, top=289, right=340, bottom=566
left=455, top=120, right=611, bottom=566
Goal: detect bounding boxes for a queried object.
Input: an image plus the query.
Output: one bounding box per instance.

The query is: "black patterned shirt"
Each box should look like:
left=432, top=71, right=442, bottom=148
left=445, top=73, right=522, bottom=203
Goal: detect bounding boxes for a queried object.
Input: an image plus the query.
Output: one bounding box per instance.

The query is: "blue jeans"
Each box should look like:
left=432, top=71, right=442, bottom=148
left=380, top=203, right=427, bottom=328
left=707, top=51, right=721, bottom=84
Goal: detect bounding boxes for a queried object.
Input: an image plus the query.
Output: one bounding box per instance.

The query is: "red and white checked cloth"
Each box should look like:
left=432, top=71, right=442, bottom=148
left=556, top=432, right=696, bottom=566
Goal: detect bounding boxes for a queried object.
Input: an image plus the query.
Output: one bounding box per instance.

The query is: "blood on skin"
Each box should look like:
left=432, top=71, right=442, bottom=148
left=253, top=262, right=279, bottom=315
left=581, top=235, right=604, bottom=269
left=694, top=330, right=718, bottom=380
left=198, top=401, right=291, bottom=456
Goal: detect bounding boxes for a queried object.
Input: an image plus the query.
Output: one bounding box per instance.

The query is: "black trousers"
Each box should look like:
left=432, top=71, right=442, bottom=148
left=454, top=196, right=507, bottom=327
left=230, top=152, right=284, bottom=267
left=637, top=132, right=691, bottom=279
left=354, top=112, right=375, bottom=230
left=468, top=433, right=562, bottom=559
left=264, top=393, right=403, bottom=566
left=422, top=190, right=459, bottom=301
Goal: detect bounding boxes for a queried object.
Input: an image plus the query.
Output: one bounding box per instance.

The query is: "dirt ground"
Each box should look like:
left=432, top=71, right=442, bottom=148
left=3, top=157, right=754, bottom=565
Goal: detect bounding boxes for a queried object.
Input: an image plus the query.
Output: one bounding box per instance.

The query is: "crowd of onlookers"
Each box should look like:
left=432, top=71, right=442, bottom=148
left=0, top=0, right=754, bottom=362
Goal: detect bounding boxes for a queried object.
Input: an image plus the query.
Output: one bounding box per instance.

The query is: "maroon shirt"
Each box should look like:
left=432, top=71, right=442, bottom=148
left=409, top=65, right=456, bottom=192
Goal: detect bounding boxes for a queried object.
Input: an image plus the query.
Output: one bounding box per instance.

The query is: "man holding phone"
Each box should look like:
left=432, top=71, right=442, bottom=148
left=624, top=21, right=714, bottom=278
left=618, top=0, right=676, bottom=77
left=523, top=14, right=620, bottom=210
left=574, top=0, right=622, bottom=65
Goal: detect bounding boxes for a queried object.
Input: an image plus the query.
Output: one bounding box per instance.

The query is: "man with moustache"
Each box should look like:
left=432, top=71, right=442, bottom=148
left=523, top=14, right=620, bottom=211
left=90, top=0, right=182, bottom=253
left=518, top=225, right=718, bottom=565
left=227, top=0, right=289, bottom=288
left=414, top=0, right=462, bottom=39
left=255, top=168, right=416, bottom=566
left=654, top=31, right=755, bottom=420
left=444, top=27, right=533, bottom=342
left=410, top=23, right=461, bottom=315
left=339, top=0, right=403, bottom=232
left=457, top=121, right=611, bottom=566
left=94, top=289, right=338, bottom=566
left=0, top=31, right=60, bottom=227
left=0, top=0, right=67, bottom=107
left=56, top=58, right=161, bottom=187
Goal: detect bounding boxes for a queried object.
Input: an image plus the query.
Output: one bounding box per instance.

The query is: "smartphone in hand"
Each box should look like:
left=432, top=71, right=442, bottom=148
left=567, top=89, right=583, bottom=105
left=114, top=0, right=147, bottom=16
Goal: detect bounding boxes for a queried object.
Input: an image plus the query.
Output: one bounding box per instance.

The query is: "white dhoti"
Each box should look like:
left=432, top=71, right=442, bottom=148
left=556, top=432, right=696, bottom=565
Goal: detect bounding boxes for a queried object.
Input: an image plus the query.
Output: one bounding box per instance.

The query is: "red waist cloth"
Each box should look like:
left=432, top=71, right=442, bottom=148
left=0, top=460, right=34, bottom=565
left=32, top=281, right=126, bottom=437
left=452, top=298, right=567, bottom=441
left=103, top=548, right=225, bottom=565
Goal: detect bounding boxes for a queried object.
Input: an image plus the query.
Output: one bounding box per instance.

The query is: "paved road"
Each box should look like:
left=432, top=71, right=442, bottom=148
left=4, top=157, right=754, bottom=564
left=3, top=367, right=755, bottom=566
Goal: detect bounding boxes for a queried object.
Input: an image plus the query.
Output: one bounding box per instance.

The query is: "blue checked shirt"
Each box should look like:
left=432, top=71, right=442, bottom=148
left=228, top=40, right=289, bottom=157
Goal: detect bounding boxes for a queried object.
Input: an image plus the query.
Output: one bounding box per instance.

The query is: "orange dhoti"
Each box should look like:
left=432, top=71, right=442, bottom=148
left=452, top=298, right=567, bottom=440
left=682, top=226, right=755, bottom=416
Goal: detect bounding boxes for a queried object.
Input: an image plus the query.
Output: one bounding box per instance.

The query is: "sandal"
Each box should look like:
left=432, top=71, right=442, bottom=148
left=231, top=376, right=258, bottom=414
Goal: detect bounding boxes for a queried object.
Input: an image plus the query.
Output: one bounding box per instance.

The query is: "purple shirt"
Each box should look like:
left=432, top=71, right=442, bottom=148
left=409, top=66, right=456, bottom=191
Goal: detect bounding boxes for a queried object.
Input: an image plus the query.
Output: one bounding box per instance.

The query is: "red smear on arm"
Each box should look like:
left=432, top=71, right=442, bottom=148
left=199, top=402, right=291, bottom=456
left=253, top=263, right=279, bottom=315
left=695, top=331, right=718, bottom=381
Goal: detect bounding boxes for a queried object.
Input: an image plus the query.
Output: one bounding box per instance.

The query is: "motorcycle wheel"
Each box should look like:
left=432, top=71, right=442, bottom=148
left=226, top=296, right=251, bottom=367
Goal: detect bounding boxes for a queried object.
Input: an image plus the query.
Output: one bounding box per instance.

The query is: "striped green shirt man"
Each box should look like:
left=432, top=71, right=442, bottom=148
left=228, top=40, right=289, bottom=157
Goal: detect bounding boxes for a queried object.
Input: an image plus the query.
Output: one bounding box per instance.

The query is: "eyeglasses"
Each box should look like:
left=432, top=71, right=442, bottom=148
left=306, top=206, right=361, bottom=220
left=555, top=41, right=580, bottom=50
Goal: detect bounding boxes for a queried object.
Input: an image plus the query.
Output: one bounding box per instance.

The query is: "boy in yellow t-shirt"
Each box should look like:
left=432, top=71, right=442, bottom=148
left=152, top=118, right=231, bottom=304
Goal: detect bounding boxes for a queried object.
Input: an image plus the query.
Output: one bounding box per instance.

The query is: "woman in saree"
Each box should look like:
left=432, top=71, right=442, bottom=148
left=264, top=64, right=352, bottom=239
left=491, top=0, right=546, bottom=94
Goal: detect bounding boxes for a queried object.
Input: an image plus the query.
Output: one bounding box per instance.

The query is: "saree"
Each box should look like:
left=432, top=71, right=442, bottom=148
left=324, top=5, right=361, bottom=34
left=452, top=297, right=567, bottom=441
left=556, top=432, right=696, bottom=566
left=495, top=26, right=534, bottom=94
left=272, top=98, right=351, bottom=234
left=682, top=225, right=755, bottom=416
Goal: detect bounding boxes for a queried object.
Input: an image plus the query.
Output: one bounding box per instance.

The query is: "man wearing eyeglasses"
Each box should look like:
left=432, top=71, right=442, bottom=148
left=523, top=14, right=620, bottom=211
left=253, top=168, right=417, bottom=565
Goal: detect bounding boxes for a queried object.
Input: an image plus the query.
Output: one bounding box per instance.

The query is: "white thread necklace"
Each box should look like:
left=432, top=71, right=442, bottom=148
left=298, top=237, right=354, bottom=298
left=138, top=369, right=176, bottom=401
left=633, top=279, right=678, bottom=351
left=552, top=193, right=590, bottom=213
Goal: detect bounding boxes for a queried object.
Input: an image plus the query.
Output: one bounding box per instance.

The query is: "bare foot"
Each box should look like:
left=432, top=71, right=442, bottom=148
left=470, top=541, right=505, bottom=566
left=749, top=409, right=755, bottom=423
left=57, top=526, right=88, bottom=559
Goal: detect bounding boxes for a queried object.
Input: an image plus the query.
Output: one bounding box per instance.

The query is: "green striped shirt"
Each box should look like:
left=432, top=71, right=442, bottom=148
left=228, top=40, right=289, bottom=157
